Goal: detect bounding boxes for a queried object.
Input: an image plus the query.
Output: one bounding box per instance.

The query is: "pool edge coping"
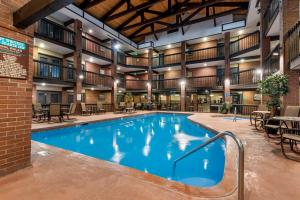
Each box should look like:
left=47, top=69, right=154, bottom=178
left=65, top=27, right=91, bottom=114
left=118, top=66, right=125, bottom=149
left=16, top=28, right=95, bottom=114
left=31, top=111, right=237, bottom=199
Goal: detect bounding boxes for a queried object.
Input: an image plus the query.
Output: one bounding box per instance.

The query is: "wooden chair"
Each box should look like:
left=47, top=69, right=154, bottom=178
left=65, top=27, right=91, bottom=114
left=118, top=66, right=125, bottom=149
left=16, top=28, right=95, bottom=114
left=81, top=103, right=92, bottom=115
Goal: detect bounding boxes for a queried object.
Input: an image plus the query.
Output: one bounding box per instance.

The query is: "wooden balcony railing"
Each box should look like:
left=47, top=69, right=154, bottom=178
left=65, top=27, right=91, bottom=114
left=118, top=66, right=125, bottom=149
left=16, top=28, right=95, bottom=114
left=152, top=78, right=181, bottom=90
left=186, top=45, right=224, bottom=63
left=82, top=70, right=113, bottom=88
left=126, top=79, right=148, bottom=90
left=231, top=68, right=260, bottom=86
left=287, top=21, right=300, bottom=66
left=35, top=19, right=75, bottom=47
left=230, top=31, right=260, bottom=56
left=187, top=75, right=223, bottom=88
left=263, top=0, right=280, bottom=34
left=153, top=53, right=181, bottom=67
left=33, top=60, right=76, bottom=82
left=117, top=53, right=148, bottom=67
left=82, top=37, right=112, bottom=61
left=264, top=45, right=280, bottom=77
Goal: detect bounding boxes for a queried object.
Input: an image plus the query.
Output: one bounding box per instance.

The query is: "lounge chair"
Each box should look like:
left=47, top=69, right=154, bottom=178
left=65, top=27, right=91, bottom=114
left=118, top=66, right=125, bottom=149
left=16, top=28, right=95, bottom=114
left=81, top=103, right=92, bottom=115
left=49, top=103, right=62, bottom=122
left=96, top=102, right=105, bottom=113
left=63, top=103, right=76, bottom=120
left=264, top=106, right=300, bottom=138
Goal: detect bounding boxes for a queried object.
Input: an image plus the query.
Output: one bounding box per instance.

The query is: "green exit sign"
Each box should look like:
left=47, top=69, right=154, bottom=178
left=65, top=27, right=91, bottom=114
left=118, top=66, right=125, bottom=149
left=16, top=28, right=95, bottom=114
left=0, top=37, right=26, bottom=50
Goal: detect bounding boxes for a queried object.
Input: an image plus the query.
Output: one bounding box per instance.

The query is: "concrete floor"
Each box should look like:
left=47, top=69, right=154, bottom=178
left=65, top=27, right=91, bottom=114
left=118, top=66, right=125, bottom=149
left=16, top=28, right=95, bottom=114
left=0, top=112, right=299, bottom=200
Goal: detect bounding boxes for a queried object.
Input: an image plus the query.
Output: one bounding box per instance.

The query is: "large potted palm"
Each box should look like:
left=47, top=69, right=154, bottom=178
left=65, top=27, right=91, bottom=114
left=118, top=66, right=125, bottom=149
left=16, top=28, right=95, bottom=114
left=257, top=74, right=289, bottom=116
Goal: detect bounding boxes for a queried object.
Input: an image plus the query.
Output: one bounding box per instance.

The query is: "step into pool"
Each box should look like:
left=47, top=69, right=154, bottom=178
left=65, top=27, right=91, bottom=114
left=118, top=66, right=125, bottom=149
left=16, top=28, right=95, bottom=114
left=32, top=113, right=225, bottom=188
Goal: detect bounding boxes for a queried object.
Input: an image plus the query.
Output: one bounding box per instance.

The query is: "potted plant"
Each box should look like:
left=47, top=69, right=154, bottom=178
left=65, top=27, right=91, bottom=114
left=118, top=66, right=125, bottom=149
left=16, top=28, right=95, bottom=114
left=257, top=74, right=288, bottom=116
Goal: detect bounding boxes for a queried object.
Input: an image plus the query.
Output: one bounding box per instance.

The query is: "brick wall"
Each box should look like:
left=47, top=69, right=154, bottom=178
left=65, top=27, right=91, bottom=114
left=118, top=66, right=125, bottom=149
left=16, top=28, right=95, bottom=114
left=0, top=0, right=33, bottom=176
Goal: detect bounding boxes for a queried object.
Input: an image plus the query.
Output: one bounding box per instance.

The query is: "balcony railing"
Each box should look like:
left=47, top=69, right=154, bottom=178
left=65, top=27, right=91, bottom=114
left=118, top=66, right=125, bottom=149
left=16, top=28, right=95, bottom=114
left=186, top=45, right=224, bottom=63
left=287, top=21, right=300, bottom=66
left=263, top=0, right=280, bottom=33
left=264, top=45, right=280, bottom=76
left=153, top=53, right=181, bottom=68
left=117, top=53, right=148, bottom=67
left=152, top=78, right=181, bottom=90
left=85, top=103, right=112, bottom=112
left=125, top=79, right=148, bottom=90
left=230, top=31, right=260, bottom=56
left=187, top=75, right=223, bottom=88
left=35, top=19, right=75, bottom=47
left=231, top=104, right=259, bottom=115
left=33, top=60, right=76, bottom=82
left=231, top=68, right=260, bottom=86
left=82, top=37, right=112, bottom=61
left=82, top=70, right=113, bottom=88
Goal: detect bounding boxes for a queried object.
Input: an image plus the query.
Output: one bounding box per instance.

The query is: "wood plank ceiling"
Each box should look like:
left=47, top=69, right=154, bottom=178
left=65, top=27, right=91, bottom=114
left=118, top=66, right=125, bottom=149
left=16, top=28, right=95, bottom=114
left=74, top=0, right=249, bottom=43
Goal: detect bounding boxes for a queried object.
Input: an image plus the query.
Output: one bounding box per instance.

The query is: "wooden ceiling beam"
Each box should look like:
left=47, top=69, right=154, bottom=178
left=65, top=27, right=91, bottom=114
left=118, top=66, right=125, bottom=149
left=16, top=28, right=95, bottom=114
left=186, top=1, right=249, bottom=9
left=120, top=0, right=224, bottom=32
left=133, top=8, right=245, bottom=39
left=64, top=19, right=75, bottom=26
left=116, top=10, right=142, bottom=31
left=105, top=0, right=164, bottom=22
left=100, top=0, right=127, bottom=21
left=13, top=0, right=74, bottom=29
left=128, top=0, right=191, bottom=38
left=79, top=0, right=105, bottom=10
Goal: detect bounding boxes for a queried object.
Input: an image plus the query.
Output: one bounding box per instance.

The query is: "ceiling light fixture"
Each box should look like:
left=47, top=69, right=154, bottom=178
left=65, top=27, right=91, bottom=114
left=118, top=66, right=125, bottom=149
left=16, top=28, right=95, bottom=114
left=88, top=29, right=93, bottom=34
left=114, top=43, right=121, bottom=50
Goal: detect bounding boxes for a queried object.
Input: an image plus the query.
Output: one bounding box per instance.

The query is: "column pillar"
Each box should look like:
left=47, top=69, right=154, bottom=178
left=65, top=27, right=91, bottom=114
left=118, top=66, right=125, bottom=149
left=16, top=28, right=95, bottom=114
left=111, top=40, right=118, bottom=111
left=224, top=32, right=231, bottom=104
left=180, top=41, right=186, bottom=111
left=260, top=0, right=271, bottom=78
left=147, top=48, right=153, bottom=102
left=280, top=0, right=299, bottom=107
left=73, top=19, right=83, bottom=113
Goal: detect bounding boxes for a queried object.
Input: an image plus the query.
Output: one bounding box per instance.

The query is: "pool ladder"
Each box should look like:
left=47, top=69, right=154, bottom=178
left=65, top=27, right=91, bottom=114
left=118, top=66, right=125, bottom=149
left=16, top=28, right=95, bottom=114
left=172, top=131, right=244, bottom=200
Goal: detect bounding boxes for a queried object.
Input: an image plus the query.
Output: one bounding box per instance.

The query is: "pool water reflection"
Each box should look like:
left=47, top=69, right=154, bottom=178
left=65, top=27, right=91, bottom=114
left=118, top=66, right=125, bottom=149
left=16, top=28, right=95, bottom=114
left=32, top=113, right=225, bottom=188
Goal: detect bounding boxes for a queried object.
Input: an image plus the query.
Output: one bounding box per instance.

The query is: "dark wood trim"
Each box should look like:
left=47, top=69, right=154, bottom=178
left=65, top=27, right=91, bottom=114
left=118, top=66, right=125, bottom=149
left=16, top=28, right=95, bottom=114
left=14, top=0, right=74, bottom=29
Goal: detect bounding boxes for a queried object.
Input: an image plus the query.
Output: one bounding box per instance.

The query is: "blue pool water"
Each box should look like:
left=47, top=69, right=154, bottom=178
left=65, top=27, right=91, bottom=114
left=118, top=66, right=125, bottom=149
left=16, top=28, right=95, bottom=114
left=32, top=113, right=225, bottom=188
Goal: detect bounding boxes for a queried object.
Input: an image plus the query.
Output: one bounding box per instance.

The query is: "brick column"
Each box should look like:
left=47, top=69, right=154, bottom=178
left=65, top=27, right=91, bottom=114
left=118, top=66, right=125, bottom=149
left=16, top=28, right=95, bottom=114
left=147, top=48, right=153, bottom=102
left=0, top=0, right=33, bottom=176
left=280, top=0, right=300, bottom=106
left=111, top=40, right=118, bottom=111
left=260, top=0, right=271, bottom=78
left=73, top=19, right=83, bottom=113
left=180, top=41, right=186, bottom=111
left=224, top=32, right=231, bottom=104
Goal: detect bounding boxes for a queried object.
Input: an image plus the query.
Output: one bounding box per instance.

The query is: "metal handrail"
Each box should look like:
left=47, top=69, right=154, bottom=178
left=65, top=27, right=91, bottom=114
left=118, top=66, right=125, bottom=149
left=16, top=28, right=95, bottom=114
left=172, top=131, right=244, bottom=200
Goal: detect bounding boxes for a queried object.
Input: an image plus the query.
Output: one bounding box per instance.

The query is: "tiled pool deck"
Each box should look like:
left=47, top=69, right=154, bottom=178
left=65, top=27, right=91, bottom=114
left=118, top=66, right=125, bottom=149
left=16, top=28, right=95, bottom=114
left=0, top=112, right=299, bottom=200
